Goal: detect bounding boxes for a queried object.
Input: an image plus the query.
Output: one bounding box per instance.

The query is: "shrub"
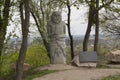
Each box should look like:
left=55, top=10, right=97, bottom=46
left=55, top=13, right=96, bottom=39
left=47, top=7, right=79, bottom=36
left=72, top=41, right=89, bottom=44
left=25, top=44, right=50, bottom=67
left=0, top=52, right=18, bottom=78
left=0, top=43, right=50, bottom=79
left=97, top=44, right=110, bottom=64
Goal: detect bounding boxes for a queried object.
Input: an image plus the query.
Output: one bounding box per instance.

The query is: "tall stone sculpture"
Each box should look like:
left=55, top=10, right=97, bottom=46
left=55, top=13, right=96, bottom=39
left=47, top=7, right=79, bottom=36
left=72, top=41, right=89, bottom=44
left=47, top=11, right=66, bottom=64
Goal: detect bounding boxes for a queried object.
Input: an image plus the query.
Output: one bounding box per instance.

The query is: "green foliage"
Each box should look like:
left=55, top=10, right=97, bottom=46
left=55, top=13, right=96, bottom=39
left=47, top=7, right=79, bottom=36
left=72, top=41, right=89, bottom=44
left=96, top=64, right=111, bottom=69
left=0, top=43, right=50, bottom=79
left=0, top=52, right=18, bottom=78
left=25, top=44, right=50, bottom=67
left=100, top=75, right=120, bottom=80
left=0, top=61, right=13, bottom=77
left=117, top=0, right=120, bottom=2
left=78, top=0, right=84, bottom=3
left=113, top=8, right=120, bottom=13
left=98, top=44, right=109, bottom=55
left=97, top=44, right=110, bottom=64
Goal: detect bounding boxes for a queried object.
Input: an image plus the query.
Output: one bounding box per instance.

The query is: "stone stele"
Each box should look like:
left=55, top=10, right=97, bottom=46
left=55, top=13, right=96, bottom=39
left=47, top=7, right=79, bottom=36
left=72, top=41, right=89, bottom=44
left=47, top=11, right=66, bottom=64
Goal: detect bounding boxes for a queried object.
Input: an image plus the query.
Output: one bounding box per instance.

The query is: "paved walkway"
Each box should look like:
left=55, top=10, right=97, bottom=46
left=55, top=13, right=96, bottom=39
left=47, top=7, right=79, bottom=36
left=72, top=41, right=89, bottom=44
left=33, top=65, right=120, bottom=80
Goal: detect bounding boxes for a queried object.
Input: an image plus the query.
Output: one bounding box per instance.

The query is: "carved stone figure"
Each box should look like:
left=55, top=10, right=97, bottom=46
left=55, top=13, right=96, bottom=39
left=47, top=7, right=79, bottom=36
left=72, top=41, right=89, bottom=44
left=47, top=11, right=66, bottom=64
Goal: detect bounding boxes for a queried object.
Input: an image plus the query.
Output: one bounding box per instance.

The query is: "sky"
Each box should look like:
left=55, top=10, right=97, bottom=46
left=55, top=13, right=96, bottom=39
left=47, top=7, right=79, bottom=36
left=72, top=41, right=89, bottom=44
left=62, top=4, right=95, bottom=35
left=7, top=4, right=95, bottom=38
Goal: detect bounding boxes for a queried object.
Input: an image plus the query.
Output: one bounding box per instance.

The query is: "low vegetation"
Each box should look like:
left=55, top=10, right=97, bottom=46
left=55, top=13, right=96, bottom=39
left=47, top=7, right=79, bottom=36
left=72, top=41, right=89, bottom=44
left=25, top=44, right=50, bottom=67
left=100, top=75, right=120, bottom=80
left=0, top=43, right=50, bottom=80
left=23, top=69, right=57, bottom=80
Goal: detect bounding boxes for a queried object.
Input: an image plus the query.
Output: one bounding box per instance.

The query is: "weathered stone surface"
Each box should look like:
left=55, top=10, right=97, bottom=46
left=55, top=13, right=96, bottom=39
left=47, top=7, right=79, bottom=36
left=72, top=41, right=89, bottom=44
left=71, top=54, right=80, bottom=66
left=72, top=54, right=97, bottom=67
left=110, top=50, right=120, bottom=63
left=47, top=11, right=66, bottom=64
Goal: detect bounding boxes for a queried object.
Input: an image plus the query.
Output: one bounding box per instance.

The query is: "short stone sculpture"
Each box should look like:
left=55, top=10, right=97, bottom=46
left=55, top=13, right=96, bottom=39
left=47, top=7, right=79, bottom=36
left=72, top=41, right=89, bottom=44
left=47, top=11, right=66, bottom=64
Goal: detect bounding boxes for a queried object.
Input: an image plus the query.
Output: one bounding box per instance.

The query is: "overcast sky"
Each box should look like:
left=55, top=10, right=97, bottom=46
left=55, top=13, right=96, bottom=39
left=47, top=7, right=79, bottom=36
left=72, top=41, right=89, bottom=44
left=63, top=5, right=88, bottom=35
left=7, top=4, right=95, bottom=38
left=62, top=4, right=95, bottom=35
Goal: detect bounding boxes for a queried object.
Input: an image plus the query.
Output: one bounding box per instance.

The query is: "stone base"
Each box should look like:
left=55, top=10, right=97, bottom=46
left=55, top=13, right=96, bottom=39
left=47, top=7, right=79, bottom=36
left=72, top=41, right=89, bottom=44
left=79, top=62, right=97, bottom=68
left=72, top=55, right=97, bottom=67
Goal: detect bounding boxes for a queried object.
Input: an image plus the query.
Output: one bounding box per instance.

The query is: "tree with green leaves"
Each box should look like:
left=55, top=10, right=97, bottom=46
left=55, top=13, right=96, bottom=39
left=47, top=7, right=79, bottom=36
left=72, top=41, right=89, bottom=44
left=0, top=1, right=11, bottom=74
left=0, top=0, right=11, bottom=56
left=83, top=0, right=96, bottom=51
left=101, top=0, right=120, bottom=38
left=83, top=0, right=114, bottom=52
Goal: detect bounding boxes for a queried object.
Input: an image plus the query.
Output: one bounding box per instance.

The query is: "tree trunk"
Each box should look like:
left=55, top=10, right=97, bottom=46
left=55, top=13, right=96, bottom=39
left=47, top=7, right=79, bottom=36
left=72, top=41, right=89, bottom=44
left=83, top=18, right=92, bottom=51
left=83, top=0, right=95, bottom=51
left=39, top=0, right=50, bottom=57
left=67, top=0, right=74, bottom=60
left=0, top=0, right=11, bottom=56
left=40, top=32, right=50, bottom=58
left=94, top=0, right=99, bottom=52
left=15, top=0, right=30, bottom=80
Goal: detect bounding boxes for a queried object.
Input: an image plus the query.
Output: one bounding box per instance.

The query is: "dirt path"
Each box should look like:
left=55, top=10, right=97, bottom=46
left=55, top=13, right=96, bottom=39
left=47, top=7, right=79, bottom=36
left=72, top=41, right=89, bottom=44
left=33, top=65, right=120, bottom=80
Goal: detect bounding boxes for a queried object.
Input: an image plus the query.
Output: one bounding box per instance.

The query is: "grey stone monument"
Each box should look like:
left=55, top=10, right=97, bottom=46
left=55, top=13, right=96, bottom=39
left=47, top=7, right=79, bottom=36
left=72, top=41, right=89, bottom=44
left=79, top=52, right=98, bottom=63
left=79, top=52, right=98, bottom=67
left=47, top=11, right=66, bottom=64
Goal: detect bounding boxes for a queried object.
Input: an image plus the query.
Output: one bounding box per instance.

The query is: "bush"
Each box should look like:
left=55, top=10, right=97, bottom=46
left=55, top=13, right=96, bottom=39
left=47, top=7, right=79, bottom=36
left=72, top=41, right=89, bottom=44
left=0, top=43, right=50, bottom=79
left=0, top=52, right=18, bottom=78
left=97, top=44, right=110, bottom=64
left=25, top=44, right=50, bottom=67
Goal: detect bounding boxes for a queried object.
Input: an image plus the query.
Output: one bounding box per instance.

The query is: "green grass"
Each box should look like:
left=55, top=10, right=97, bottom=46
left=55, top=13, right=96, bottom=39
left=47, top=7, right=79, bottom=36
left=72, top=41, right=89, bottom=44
left=23, top=69, right=58, bottom=80
left=96, top=64, right=120, bottom=69
left=100, top=75, right=120, bottom=80
left=96, top=64, right=111, bottom=69
left=0, top=68, right=58, bottom=80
